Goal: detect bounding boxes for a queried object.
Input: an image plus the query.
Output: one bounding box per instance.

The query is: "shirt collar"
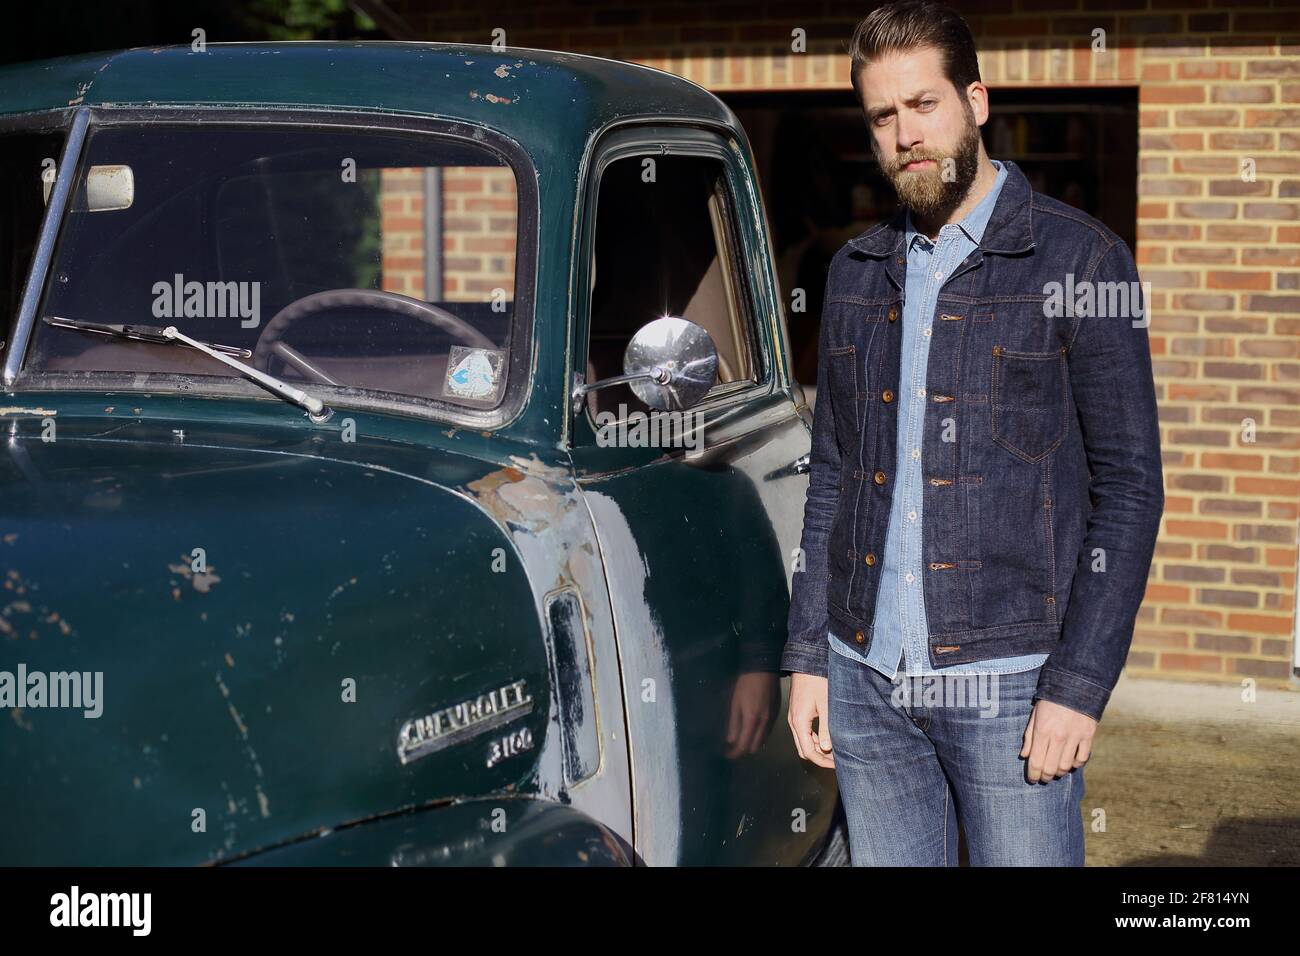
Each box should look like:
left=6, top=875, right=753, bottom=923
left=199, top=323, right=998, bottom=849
left=905, top=159, right=1008, bottom=250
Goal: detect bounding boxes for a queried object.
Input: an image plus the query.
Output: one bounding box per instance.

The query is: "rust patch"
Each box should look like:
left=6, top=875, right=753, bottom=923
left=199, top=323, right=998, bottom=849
left=168, top=557, right=222, bottom=594
left=467, top=89, right=514, bottom=105
left=465, top=456, right=577, bottom=534
left=1, top=570, right=75, bottom=637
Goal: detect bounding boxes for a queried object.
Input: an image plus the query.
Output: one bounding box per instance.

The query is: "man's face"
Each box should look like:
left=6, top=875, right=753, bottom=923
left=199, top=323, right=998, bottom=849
left=856, top=45, right=984, bottom=219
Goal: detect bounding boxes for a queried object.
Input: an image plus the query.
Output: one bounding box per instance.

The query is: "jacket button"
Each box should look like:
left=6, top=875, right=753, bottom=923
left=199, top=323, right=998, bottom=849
left=864, top=552, right=876, bottom=566
left=873, top=470, right=887, bottom=485
left=854, top=630, right=865, bottom=644
left=882, top=389, right=894, bottom=403
left=887, top=308, right=898, bottom=322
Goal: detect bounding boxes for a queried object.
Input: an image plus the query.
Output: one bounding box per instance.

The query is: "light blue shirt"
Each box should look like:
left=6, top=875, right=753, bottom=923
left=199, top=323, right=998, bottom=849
left=831, top=160, right=1048, bottom=679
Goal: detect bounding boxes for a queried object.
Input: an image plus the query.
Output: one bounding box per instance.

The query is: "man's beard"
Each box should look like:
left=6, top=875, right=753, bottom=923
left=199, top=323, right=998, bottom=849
left=875, top=113, right=982, bottom=220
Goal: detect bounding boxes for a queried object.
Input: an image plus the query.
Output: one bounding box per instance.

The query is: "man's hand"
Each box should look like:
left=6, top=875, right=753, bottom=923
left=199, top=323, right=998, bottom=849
left=1021, top=698, right=1097, bottom=783
left=787, top=673, right=834, bottom=768
left=723, top=671, right=778, bottom=759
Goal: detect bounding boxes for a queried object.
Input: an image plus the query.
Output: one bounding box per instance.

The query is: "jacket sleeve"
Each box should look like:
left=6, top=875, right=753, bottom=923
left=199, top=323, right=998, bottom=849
left=1033, top=238, right=1165, bottom=722
left=780, top=270, right=844, bottom=679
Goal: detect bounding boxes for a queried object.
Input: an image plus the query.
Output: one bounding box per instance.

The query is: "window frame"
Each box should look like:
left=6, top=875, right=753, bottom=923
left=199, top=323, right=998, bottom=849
left=5, top=106, right=540, bottom=433
left=570, top=125, right=776, bottom=446
left=0, top=107, right=79, bottom=381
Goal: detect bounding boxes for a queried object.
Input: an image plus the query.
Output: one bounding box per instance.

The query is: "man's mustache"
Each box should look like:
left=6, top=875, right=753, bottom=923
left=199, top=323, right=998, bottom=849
left=883, top=150, right=947, bottom=174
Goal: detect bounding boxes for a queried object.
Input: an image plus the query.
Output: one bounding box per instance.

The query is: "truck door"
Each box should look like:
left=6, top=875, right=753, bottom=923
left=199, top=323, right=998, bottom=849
left=568, top=126, right=834, bottom=865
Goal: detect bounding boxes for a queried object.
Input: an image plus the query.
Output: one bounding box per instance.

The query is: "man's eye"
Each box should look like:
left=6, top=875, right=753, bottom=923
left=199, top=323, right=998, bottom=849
left=920, top=100, right=937, bottom=110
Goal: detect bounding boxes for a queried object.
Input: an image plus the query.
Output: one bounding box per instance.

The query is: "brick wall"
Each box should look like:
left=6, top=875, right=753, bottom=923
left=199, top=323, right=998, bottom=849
left=391, top=0, right=1300, bottom=690
left=379, top=168, right=426, bottom=298
left=379, top=165, right=517, bottom=301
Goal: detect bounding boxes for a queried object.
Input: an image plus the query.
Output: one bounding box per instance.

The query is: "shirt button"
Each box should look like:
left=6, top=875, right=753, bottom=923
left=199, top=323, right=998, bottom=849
left=917, top=387, right=926, bottom=398
left=908, top=510, right=917, bottom=520
left=912, top=448, right=921, bottom=459
left=923, top=328, right=932, bottom=337
left=873, top=470, right=887, bottom=485
left=934, top=270, right=943, bottom=280
left=905, top=573, right=915, bottom=583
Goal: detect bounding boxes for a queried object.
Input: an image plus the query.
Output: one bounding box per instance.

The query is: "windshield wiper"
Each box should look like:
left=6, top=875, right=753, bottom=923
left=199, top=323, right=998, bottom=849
left=42, top=315, right=332, bottom=422
left=44, top=315, right=252, bottom=357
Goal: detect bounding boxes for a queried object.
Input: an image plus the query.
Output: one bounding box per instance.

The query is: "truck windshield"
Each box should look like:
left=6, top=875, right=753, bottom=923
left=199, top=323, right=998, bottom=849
left=22, top=124, right=521, bottom=410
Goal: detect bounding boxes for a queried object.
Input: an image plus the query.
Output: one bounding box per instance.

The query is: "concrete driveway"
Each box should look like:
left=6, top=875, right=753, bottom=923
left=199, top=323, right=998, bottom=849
left=1078, top=674, right=1300, bottom=867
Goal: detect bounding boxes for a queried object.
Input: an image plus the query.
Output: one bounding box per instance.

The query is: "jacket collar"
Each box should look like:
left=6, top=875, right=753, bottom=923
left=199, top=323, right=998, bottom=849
left=846, top=158, right=1036, bottom=259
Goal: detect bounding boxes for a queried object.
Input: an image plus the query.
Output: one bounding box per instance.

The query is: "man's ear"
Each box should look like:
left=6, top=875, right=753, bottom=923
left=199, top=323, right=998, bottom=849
left=965, top=81, right=990, bottom=126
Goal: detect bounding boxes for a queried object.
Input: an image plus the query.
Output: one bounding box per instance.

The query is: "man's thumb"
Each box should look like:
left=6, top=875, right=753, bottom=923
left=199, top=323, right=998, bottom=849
left=816, top=706, right=833, bottom=752
left=1020, top=708, right=1035, bottom=757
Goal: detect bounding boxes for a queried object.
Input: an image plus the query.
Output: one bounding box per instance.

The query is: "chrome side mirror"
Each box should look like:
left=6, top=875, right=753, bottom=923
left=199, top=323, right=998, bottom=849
left=573, top=316, right=719, bottom=413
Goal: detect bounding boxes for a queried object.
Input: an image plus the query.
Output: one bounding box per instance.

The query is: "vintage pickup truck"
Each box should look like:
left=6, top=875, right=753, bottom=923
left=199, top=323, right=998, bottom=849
left=0, top=41, right=842, bottom=865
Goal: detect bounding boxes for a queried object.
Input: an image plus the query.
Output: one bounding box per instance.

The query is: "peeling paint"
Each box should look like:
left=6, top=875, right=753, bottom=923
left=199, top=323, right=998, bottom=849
left=167, top=558, right=221, bottom=593
left=465, top=457, right=579, bottom=534
left=1, top=570, right=74, bottom=638
left=467, top=89, right=514, bottom=105
left=326, top=577, right=358, bottom=602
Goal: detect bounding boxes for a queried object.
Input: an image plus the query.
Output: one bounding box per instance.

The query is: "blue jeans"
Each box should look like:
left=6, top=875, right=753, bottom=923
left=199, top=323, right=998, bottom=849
left=827, top=635, right=1086, bottom=866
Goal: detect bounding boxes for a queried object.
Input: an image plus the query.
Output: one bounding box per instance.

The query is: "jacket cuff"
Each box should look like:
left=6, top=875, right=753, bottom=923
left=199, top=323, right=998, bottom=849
left=1032, top=667, right=1112, bottom=723
left=780, top=638, right=828, bottom=679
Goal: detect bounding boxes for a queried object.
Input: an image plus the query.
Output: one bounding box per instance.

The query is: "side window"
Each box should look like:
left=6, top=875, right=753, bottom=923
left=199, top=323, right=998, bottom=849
left=584, top=152, right=762, bottom=419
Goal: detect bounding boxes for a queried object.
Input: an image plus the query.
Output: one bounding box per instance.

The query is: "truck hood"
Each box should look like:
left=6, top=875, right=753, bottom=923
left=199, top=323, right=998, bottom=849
left=0, top=414, right=550, bottom=864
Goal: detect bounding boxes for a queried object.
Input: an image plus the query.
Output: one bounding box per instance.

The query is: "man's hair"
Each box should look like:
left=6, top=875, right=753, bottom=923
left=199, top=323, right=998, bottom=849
left=848, top=1, right=982, bottom=103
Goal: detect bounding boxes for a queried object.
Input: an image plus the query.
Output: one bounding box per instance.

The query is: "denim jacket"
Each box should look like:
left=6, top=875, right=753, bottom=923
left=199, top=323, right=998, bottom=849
left=782, top=160, right=1164, bottom=722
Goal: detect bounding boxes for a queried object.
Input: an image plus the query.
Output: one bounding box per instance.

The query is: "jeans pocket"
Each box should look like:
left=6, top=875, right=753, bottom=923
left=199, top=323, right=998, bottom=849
left=990, top=345, right=1069, bottom=463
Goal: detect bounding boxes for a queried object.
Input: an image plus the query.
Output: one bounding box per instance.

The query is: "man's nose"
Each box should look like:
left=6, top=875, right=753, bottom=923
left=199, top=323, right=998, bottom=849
left=895, top=112, right=923, bottom=153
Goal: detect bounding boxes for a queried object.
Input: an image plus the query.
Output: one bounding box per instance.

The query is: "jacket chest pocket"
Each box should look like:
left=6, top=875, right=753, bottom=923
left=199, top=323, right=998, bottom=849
left=825, top=344, right=860, bottom=436
left=990, top=345, right=1069, bottom=462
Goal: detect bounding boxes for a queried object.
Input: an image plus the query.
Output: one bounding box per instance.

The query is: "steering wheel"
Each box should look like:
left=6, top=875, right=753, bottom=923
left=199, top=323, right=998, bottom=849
left=253, top=288, right=495, bottom=386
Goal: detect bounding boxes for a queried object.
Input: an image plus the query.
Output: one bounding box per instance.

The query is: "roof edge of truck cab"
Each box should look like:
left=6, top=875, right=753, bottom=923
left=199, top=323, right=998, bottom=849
left=0, top=42, right=744, bottom=142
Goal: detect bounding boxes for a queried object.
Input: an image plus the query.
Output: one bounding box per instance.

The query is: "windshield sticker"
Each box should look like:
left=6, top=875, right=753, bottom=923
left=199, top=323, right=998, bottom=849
left=443, top=346, right=505, bottom=403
